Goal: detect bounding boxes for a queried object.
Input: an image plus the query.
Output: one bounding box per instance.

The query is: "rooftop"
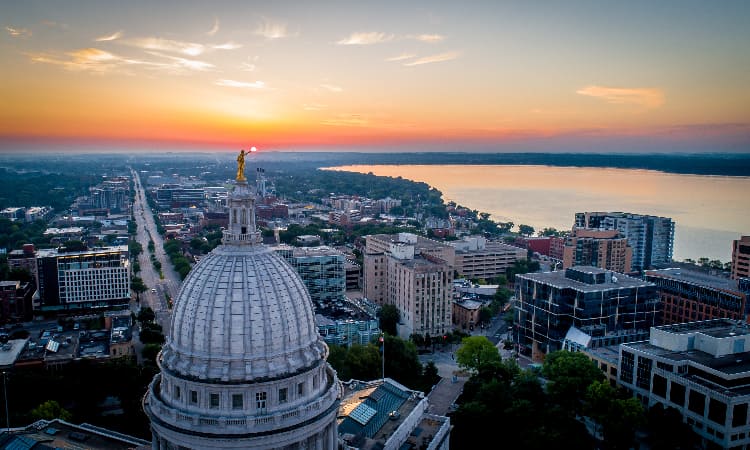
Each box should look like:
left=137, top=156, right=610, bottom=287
left=646, top=268, right=747, bottom=295
left=0, top=419, right=149, bottom=449
left=624, top=340, right=750, bottom=379
left=36, top=245, right=128, bottom=258
left=338, top=379, right=425, bottom=450
left=518, top=266, right=653, bottom=292
left=655, top=319, right=750, bottom=338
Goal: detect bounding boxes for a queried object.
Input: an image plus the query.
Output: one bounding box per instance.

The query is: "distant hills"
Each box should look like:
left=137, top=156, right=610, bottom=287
left=252, top=152, right=750, bottom=177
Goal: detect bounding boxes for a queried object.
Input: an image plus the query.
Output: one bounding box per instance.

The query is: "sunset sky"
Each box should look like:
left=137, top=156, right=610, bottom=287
left=1, top=1, right=749, bottom=153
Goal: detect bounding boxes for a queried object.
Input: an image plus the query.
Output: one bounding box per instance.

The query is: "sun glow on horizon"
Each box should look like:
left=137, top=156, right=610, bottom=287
left=1, top=1, right=748, bottom=153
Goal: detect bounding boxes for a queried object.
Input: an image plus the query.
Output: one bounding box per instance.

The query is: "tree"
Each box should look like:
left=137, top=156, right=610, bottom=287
left=131, top=276, right=147, bottom=302
left=539, top=227, right=562, bottom=237
left=30, top=400, right=72, bottom=421
left=518, top=224, right=535, bottom=236
left=60, top=240, right=87, bottom=252
left=645, top=403, right=700, bottom=450
left=478, top=307, right=493, bottom=325
left=137, top=307, right=155, bottom=323
left=141, top=343, right=162, bottom=366
left=128, top=240, right=143, bottom=258
left=378, top=304, right=400, bottom=336
left=456, top=336, right=501, bottom=374
left=345, top=344, right=381, bottom=381
left=542, top=350, right=603, bottom=414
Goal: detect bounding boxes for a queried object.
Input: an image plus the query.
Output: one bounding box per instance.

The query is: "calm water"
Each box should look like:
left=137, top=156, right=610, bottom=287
left=328, top=165, right=750, bottom=263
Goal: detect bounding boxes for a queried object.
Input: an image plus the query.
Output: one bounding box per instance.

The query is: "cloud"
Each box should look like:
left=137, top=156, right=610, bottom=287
left=336, top=32, right=394, bottom=45
left=320, top=84, right=343, bottom=93
left=386, top=53, right=417, bottom=62
left=321, top=114, right=369, bottom=127
left=28, top=45, right=215, bottom=75
left=5, top=26, right=31, bottom=38
left=576, top=85, right=665, bottom=108
left=255, top=19, right=293, bottom=39
left=303, top=103, right=327, bottom=111
left=125, top=37, right=205, bottom=56
left=411, top=34, right=444, bottom=43
left=215, top=79, right=266, bottom=89
left=28, top=48, right=138, bottom=74
left=95, top=31, right=123, bottom=42
left=402, top=51, right=459, bottom=66
left=212, top=41, right=242, bottom=50
left=145, top=52, right=214, bottom=71
left=207, top=17, right=219, bottom=36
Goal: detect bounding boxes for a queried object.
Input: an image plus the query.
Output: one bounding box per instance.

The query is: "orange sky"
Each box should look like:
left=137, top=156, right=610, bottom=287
left=1, top=1, right=749, bottom=152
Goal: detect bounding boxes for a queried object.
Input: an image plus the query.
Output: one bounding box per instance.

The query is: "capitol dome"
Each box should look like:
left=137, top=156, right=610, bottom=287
left=161, top=243, right=324, bottom=381
left=144, top=153, right=341, bottom=450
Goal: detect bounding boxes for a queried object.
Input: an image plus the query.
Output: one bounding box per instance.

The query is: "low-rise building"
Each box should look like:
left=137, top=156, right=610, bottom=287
left=450, top=236, right=526, bottom=280
left=453, top=298, right=482, bottom=331
left=338, top=378, right=450, bottom=450
left=618, top=319, right=750, bottom=449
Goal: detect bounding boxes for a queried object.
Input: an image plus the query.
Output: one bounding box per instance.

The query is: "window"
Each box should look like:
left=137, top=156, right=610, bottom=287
left=174, top=385, right=181, bottom=400
left=190, top=390, right=198, bottom=405
left=209, top=393, right=220, bottom=409
left=279, top=388, right=287, bottom=404
left=256, top=392, right=267, bottom=412
left=298, top=382, right=304, bottom=396
left=232, top=394, right=243, bottom=410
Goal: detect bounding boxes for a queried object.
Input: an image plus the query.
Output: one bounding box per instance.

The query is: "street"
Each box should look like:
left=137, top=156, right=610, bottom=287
left=130, top=169, right=180, bottom=330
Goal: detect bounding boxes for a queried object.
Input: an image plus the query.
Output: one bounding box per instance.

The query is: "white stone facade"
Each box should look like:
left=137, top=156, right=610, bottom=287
left=144, top=177, right=341, bottom=449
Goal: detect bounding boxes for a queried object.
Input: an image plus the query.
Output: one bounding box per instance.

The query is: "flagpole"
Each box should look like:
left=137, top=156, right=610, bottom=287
left=380, top=333, right=385, bottom=381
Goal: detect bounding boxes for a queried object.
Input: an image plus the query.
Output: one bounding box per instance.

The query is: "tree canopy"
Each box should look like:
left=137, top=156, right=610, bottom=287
left=542, top=350, right=604, bottom=414
left=378, top=304, right=400, bottom=336
left=456, top=336, right=501, bottom=374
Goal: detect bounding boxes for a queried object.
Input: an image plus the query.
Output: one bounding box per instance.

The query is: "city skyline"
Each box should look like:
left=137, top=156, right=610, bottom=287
left=1, top=1, right=749, bottom=153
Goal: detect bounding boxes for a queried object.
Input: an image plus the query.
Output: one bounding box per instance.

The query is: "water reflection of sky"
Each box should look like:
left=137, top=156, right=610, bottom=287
left=328, top=165, right=750, bottom=262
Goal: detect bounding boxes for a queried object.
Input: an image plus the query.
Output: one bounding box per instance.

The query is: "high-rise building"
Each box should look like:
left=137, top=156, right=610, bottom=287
left=364, top=233, right=453, bottom=339
left=514, top=266, right=659, bottom=360
left=618, top=319, right=750, bottom=449
left=574, top=212, right=675, bottom=271
left=35, top=246, right=130, bottom=312
left=144, top=166, right=340, bottom=449
left=562, top=228, right=633, bottom=273
left=645, top=268, right=750, bottom=324
left=731, top=235, right=750, bottom=280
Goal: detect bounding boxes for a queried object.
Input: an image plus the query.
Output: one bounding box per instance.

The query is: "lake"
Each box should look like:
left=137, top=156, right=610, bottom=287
left=327, top=164, right=750, bottom=263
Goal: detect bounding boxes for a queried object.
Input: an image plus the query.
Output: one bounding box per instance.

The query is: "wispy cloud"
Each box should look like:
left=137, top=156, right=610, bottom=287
left=212, top=41, right=242, bottom=50
left=207, top=17, right=219, bottom=36
left=125, top=37, right=205, bottom=56
left=303, top=103, right=327, bottom=111
left=95, top=31, right=123, bottom=42
left=215, top=79, right=266, bottom=89
left=240, top=56, right=258, bottom=72
left=28, top=48, right=139, bottom=74
left=411, top=34, right=444, bottom=43
left=145, top=52, right=214, bottom=71
left=320, top=83, right=343, bottom=93
left=576, top=85, right=665, bottom=108
left=402, top=51, right=459, bottom=66
left=386, top=52, right=417, bottom=62
left=255, top=19, right=294, bottom=39
left=5, top=26, right=31, bottom=38
left=321, top=114, right=369, bottom=127
left=336, top=32, right=394, bottom=45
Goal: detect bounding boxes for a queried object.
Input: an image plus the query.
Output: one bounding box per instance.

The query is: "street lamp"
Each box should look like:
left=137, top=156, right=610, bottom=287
left=2, top=371, right=9, bottom=432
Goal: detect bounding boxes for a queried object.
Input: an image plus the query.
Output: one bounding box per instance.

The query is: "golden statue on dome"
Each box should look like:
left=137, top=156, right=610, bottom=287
left=236, top=149, right=246, bottom=182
